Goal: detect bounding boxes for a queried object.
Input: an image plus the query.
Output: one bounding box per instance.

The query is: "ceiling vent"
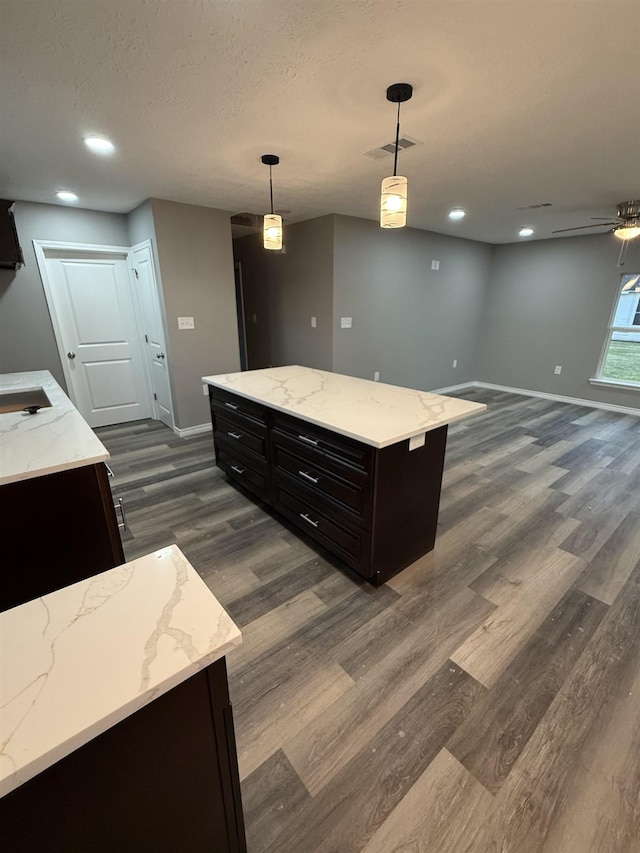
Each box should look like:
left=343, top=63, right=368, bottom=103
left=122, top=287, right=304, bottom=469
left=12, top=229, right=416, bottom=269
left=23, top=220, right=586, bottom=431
left=517, top=202, right=554, bottom=210
left=363, top=135, right=422, bottom=160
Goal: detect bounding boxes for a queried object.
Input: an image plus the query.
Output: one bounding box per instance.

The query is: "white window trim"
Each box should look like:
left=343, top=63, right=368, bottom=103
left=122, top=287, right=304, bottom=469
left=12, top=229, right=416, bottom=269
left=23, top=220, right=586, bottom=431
left=595, top=273, right=640, bottom=386
left=589, top=377, right=640, bottom=391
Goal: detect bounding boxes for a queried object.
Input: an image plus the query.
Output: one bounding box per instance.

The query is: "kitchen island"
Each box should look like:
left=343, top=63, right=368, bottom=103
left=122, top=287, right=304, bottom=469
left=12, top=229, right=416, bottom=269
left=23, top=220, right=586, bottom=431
left=0, top=371, right=124, bottom=610
left=0, top=545, right=246, bottom=852
left=202, top=366, right=486, bottom=585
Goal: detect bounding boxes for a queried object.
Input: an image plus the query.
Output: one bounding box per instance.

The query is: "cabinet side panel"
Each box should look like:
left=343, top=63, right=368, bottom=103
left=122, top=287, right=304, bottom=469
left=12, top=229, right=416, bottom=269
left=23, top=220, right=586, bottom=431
left=370, top=426, right=447, bottom=585
left=1, top=464, right=123, bottom=611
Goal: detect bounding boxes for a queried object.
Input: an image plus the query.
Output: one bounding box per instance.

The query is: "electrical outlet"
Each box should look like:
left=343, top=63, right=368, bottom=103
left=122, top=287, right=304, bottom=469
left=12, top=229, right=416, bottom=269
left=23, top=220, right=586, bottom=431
left=202, top=384, right=208, bottom=396
left=452, top=359, right=457, bottom=368
left=341, top=317, right=352, bottom=329
left=431, top=260, right=440, bottom=270
left=311, top=316, right=317, bottom=328
left=554, top=365, right=562, bottom=375
left=374, top=371, right=380, bottom=381
left=178, top=316, right=195, bottom=330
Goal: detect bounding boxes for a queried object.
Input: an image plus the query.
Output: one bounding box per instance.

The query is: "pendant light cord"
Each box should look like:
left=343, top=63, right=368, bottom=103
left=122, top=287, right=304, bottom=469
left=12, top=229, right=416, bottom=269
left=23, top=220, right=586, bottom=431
left=393, top=100, right=401, bottom=177
left=269, top=166, right=274, bottom=214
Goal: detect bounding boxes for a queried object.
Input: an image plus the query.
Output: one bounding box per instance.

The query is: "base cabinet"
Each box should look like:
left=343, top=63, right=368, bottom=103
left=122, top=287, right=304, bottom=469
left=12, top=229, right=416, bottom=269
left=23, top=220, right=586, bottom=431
left=209, top=387, right=447, bottom=586
left=1, top=462, right=124, bottom=611
left=0, top=657, right=247, bottom=853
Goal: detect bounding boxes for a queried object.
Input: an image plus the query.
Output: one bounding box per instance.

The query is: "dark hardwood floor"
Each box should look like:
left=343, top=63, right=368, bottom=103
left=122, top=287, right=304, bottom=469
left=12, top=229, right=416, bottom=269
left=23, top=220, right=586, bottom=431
left=96, top=389, right=640, bottom=853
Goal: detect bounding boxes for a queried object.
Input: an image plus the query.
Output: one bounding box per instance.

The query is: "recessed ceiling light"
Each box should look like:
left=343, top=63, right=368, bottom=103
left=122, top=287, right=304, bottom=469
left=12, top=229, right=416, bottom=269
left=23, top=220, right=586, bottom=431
left=56, top=190, right=78, bottom=202
left=448, top=208, right=466, bottom=220
left=84, top=136, right=115, bottom=154
left=519, top=226, right=534, bottom=238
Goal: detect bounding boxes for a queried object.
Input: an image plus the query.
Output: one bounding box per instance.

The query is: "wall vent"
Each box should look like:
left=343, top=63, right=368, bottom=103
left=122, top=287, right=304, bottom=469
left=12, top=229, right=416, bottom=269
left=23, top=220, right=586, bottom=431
left=517, top=202, right=554, bottom=210
left=363, top=135, right=423, bottom=160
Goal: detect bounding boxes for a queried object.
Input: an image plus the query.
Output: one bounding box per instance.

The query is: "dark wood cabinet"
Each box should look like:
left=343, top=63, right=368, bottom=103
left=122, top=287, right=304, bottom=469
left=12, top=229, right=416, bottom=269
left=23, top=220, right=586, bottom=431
left=209, top=387, right=447, bottom=586
left=1, top=462, right=124, bottom=611
left=0, top=657, right=247, bottom=853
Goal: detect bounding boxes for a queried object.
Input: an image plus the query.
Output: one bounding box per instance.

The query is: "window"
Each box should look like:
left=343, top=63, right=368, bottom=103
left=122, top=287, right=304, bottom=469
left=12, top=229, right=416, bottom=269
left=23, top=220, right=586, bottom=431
left=597, top=273, right=640, bottom=385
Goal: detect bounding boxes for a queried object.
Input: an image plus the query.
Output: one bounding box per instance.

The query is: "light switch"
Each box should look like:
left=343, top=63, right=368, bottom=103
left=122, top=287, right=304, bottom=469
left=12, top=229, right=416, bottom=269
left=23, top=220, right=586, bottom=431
left=178, top=316, right=195, bottom=330
left=341, top=317, right=352, bottom=329
left=311, top=316, right=317, bottom=328
left=431, top=260, right=440, bottom=270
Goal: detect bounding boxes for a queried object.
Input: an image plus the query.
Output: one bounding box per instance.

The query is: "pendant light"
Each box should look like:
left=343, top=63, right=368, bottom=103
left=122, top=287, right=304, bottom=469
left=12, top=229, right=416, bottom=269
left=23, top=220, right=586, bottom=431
left=261, top=154, right=282, bottom=250
left=380, top=83, right=413, bottom=229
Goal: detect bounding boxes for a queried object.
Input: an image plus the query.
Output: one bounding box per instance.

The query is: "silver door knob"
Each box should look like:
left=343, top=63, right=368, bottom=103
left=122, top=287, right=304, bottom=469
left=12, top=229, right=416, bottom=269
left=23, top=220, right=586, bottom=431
left=67, top=351, right=76, bottom=359
left=157, top=352, right=165, bottom=359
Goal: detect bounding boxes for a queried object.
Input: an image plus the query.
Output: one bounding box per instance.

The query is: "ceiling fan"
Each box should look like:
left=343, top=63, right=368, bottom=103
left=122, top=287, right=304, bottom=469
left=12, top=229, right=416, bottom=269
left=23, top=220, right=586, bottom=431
left=552, top=200, right=640, bottom=266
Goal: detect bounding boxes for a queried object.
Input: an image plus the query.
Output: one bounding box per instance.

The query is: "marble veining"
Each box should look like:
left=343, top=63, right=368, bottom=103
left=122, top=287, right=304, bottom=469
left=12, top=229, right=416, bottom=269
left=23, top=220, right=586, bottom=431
left=202, top=366, right=486, bottom=448
left=0, top=545, right=242, bottom=797
left=0, top=371, right=109, bottom=485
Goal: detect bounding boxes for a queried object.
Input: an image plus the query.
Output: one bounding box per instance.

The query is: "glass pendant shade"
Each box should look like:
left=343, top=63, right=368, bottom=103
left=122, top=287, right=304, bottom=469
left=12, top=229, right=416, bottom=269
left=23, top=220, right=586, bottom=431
left=380, top=175, right=408, bottom=228
left=614, top=224, right=640, bottom=241
left=263, top=213, right=283, bottom=250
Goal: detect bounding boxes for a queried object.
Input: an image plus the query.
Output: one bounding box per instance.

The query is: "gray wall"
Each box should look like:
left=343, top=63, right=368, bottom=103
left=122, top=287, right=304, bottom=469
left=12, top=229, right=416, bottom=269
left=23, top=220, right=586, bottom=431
left=478, top=233, right=640, bottom=409
left=0, top=202, right=129, bottom=387
left=233, top=216, right=335, bottom=371
left=150, top=199, right=240, bottom=428
left=332, top=215, right=493, bottom=391
left=127, top=198, right=156, bottom=248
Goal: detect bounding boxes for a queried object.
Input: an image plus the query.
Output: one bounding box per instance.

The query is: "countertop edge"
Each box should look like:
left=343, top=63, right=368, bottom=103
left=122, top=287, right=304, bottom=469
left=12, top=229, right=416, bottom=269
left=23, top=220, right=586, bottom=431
left=0, top=546, right=242, bottom=798
left=0, top=630, right=241, bottom=798
left=202, top=373, right=487, bottom=448
left=0, top=450, right=111, bottom=486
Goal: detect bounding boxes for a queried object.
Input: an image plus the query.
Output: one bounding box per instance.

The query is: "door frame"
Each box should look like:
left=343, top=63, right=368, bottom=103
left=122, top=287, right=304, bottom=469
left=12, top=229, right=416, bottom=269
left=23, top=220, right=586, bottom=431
left=234, top=261, right=249, bottom=371
left=127, top=238, right=175, bottom=428
left=33, top=239, right=152, bottom=417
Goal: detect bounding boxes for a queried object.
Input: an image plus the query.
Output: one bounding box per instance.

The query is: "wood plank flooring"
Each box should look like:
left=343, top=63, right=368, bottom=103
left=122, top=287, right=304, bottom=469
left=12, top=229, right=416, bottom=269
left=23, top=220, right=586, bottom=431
left=96, top=389, right=640, bottom=853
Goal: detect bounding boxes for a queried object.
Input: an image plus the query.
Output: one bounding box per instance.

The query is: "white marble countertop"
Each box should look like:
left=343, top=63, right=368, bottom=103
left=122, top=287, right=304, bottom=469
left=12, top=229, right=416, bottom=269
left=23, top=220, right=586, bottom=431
left=0, top=371, right=110, bottom=486
left=202, top=366, right=486, bottom=448
left=0, top=545, right=242, bottom=797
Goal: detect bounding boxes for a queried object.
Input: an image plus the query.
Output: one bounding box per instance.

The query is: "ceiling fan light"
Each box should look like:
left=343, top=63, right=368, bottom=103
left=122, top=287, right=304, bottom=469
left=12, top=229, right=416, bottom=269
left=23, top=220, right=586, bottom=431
left=380, top=175, right=408, bottom=228
left=263, top=213, right=283, bottom=250
left=614, top=224, right=640, bottom=241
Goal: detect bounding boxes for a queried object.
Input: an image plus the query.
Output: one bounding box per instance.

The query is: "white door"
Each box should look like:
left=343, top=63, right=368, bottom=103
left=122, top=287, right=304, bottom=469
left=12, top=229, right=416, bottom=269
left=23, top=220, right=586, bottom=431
left=129, top=241, right=174, bottom=429
left=40, top=248, right=152, bottom=427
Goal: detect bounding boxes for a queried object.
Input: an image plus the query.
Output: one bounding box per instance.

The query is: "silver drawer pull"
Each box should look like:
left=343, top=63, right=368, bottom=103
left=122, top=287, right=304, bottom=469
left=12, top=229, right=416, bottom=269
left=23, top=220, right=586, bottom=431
left=105, top=463, right=114, bottom=478
left=224, top=402, right=239, bottom=410
left=298, top=470, right=319, bottom=484
left=231, top=465, right=245, bottom=475
left=228, top=431, right=242, bottom=440
left=298, top=434, right=319, bottom=447
left=114, top=497, right=127, bottom=531
left=300, top=512, right=319, bottom=528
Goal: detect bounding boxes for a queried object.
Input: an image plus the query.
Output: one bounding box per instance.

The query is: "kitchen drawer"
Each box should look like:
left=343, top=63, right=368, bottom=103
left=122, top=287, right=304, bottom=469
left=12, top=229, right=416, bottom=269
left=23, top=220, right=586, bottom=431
left=214, top=413, right=268, bottom=460
left=271, top=413, right=371, bottom=480
left=209, top=386, right=267, bottom=428
left=273, top=481, right=369, bottom=573
left=272, top=443, right=369, bottom=521
left=216, top=442, right=269, bottom=501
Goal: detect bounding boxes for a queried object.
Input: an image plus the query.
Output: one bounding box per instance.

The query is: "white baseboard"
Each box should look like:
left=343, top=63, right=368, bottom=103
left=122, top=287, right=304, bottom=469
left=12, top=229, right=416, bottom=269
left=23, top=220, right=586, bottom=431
left=430, top=381, right=476, bottom=394
left=473, top=381, right=640, bottom=417
left=173, top=422, right=213, bottom=438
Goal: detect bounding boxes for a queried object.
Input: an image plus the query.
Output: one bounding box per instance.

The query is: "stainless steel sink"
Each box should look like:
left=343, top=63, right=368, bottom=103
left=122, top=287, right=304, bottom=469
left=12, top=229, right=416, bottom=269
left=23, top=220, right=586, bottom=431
left=0, top=387, right=52, bottom=414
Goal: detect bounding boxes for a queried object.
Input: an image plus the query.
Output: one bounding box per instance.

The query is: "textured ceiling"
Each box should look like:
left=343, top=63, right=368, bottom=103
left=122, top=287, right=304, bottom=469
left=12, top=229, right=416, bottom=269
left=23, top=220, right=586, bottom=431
left=1, top=0, right=639, bottom=243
